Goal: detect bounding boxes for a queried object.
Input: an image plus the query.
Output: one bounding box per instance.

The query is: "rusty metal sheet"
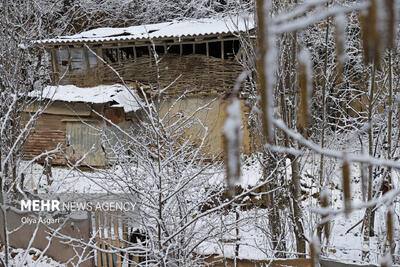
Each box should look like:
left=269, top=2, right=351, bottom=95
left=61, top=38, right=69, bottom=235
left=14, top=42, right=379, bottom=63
left=66, top=121, right=106, bottom=166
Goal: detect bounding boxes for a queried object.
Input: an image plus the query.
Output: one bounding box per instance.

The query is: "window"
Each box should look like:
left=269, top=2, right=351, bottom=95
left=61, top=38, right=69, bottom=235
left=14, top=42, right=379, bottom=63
left=195, top=43, right=206, bottom=55
left=120, top=47, right=134, bottom=61
left=135, top=46, right=150, bottom=58
left=182, top=44, right=193, bottom=55
left=208, top=41, right=221, bottom=58
left=167, top=45, right=180, bottom=55
left=56, top=49, right=68, bottom=67
left=88, top=50, right=98, bottom=68
left=102, top=48, right=119, bottom=63
left=70, top=49, right=85, bottom=72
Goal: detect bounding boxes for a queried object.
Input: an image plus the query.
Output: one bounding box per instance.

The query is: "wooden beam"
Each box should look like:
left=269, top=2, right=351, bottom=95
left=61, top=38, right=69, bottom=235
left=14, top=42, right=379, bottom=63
left=179, top=44, right=182, bottom=56
left=94, top=212, right=102, bottom=267
left=107, top=216, right=113, bottom=267
left=133, top=46, right=137, bottom=61
left=193, top=43, right=195, bottom=54
left=221, top=40, right=224, bottom=59
left=114, top=217, right=122, bottom=267
left=206, top=42, right=209, bottom=57
left=116, top=48, right=120, bottom=63
left=148, top=45, right=152, bottom=66
left=50, top=49, right=59, bottom=84
left=97, top=48, right=104, bottom=84
left=84, top=48, right=90, bottom=70
left=164, top=43, right=167, bottom=55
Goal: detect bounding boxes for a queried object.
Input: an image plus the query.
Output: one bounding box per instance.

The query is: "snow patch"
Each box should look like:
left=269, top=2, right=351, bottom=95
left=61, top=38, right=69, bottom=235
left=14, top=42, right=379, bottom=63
left=29, top=84, right=144, bottom=113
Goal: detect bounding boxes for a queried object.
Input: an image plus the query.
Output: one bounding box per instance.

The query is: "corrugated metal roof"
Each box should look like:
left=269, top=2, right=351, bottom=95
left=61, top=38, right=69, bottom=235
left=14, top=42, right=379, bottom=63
left=38, top=15, right=254, bottom=45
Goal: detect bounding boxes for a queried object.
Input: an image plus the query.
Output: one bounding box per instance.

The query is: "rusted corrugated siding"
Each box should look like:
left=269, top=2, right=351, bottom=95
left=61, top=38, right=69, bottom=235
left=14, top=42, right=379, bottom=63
left=66, top=121, right=106, bottom=166
left=22, top=113, right=67, bottom=164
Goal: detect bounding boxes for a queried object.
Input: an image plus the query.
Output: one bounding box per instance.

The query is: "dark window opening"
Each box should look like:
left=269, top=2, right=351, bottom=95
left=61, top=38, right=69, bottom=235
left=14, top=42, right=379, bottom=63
left=224, top=40, right=235, bottom=59
left=195, top=43, right=206, bottom=56
left=182, top=44, right=193, bottom=55
left=154, top=45, right=165, bottom=55
left=103, top=48, right=118, bottom=63
left=233, top=40, right=240, bottom=55
left=120, top=47, right=134, bottom=61
left=208, top=41, right=221, bottom=58
left=136, top=46, right=150, bottom=58
left=167, top=45, right=180, bottom=55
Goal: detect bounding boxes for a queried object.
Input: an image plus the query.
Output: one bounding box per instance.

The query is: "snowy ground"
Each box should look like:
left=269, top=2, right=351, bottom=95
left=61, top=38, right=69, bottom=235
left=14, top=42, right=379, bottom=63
left=18, top=148, right=400, bottom=265
left=0, top=248, right=65, bottom=267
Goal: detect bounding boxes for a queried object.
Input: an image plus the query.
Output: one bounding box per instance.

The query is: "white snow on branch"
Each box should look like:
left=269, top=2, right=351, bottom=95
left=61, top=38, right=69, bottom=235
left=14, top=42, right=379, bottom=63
left=223, top=98, right=243, bottom=189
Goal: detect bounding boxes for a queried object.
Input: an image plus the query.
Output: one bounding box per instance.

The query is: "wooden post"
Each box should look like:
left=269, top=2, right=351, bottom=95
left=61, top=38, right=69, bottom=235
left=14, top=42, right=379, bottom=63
left=179, top=44, right=183, bottom=56
left=164, top=43, right=167, bottom=55
left=114, top=217, right=122, bottom=267
left=221, top=40, right=224, bottom=59
left=192, top=43, right=195, bottom=54
left=84, top=48, right=90, bottom=70
left=95, top=212, right=102, bottom=267
left=122, top=223, right=129, bottom=265
left=100, top=213, right=107, bottom=267
left=50, top=49, right=59, bottom=84
left=133, top=46, right=137, bottom=61
left=148, top=45, right=152, bottom=66
left=206, top=42, right=209, bottom=57
left=116, top=48, right=120, bottom=64
left=107, top=215, right=113, bottom=267
left=67, top=47, right=71, bottom=71
left=97, top=48, right=104, bottom=84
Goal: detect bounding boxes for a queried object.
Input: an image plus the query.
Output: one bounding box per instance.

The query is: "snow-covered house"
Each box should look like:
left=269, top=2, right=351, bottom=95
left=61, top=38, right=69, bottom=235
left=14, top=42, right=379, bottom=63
left=25, top=16, right=254, bottom=166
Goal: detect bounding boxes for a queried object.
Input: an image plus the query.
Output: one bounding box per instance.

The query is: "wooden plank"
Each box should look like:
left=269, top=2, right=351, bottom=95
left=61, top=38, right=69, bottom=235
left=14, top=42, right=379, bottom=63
left=114, top=217, right=122, bottom=267
left=100, top=213, right=107, bottom=267
left=122, top=222, right=129, bottom=266
left=61, top=118, right=97, bottom=122
left=67, top=47, right=71, bottom=70
left=24, top=102, right=91, bottom=116
left=221, top=40, right=224, bottom=59
left=148, top=45, right=152, bottom=66
left=84, top=49, right=90, bottom=70
left=122, top=223, right=128, bottom=248
left=95, top=212, right=102, bottom=267
left=116, top=48, right=120, bottom=63
left=107, top=215, right=113, bottom=267
left=50, top=49, right=59, bottom=84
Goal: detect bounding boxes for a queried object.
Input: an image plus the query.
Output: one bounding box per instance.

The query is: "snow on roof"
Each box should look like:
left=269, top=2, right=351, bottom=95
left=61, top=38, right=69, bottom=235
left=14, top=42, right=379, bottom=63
left=39, top=15, right=254, bottom=44
left=30, top=84, right=144, bottom=112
